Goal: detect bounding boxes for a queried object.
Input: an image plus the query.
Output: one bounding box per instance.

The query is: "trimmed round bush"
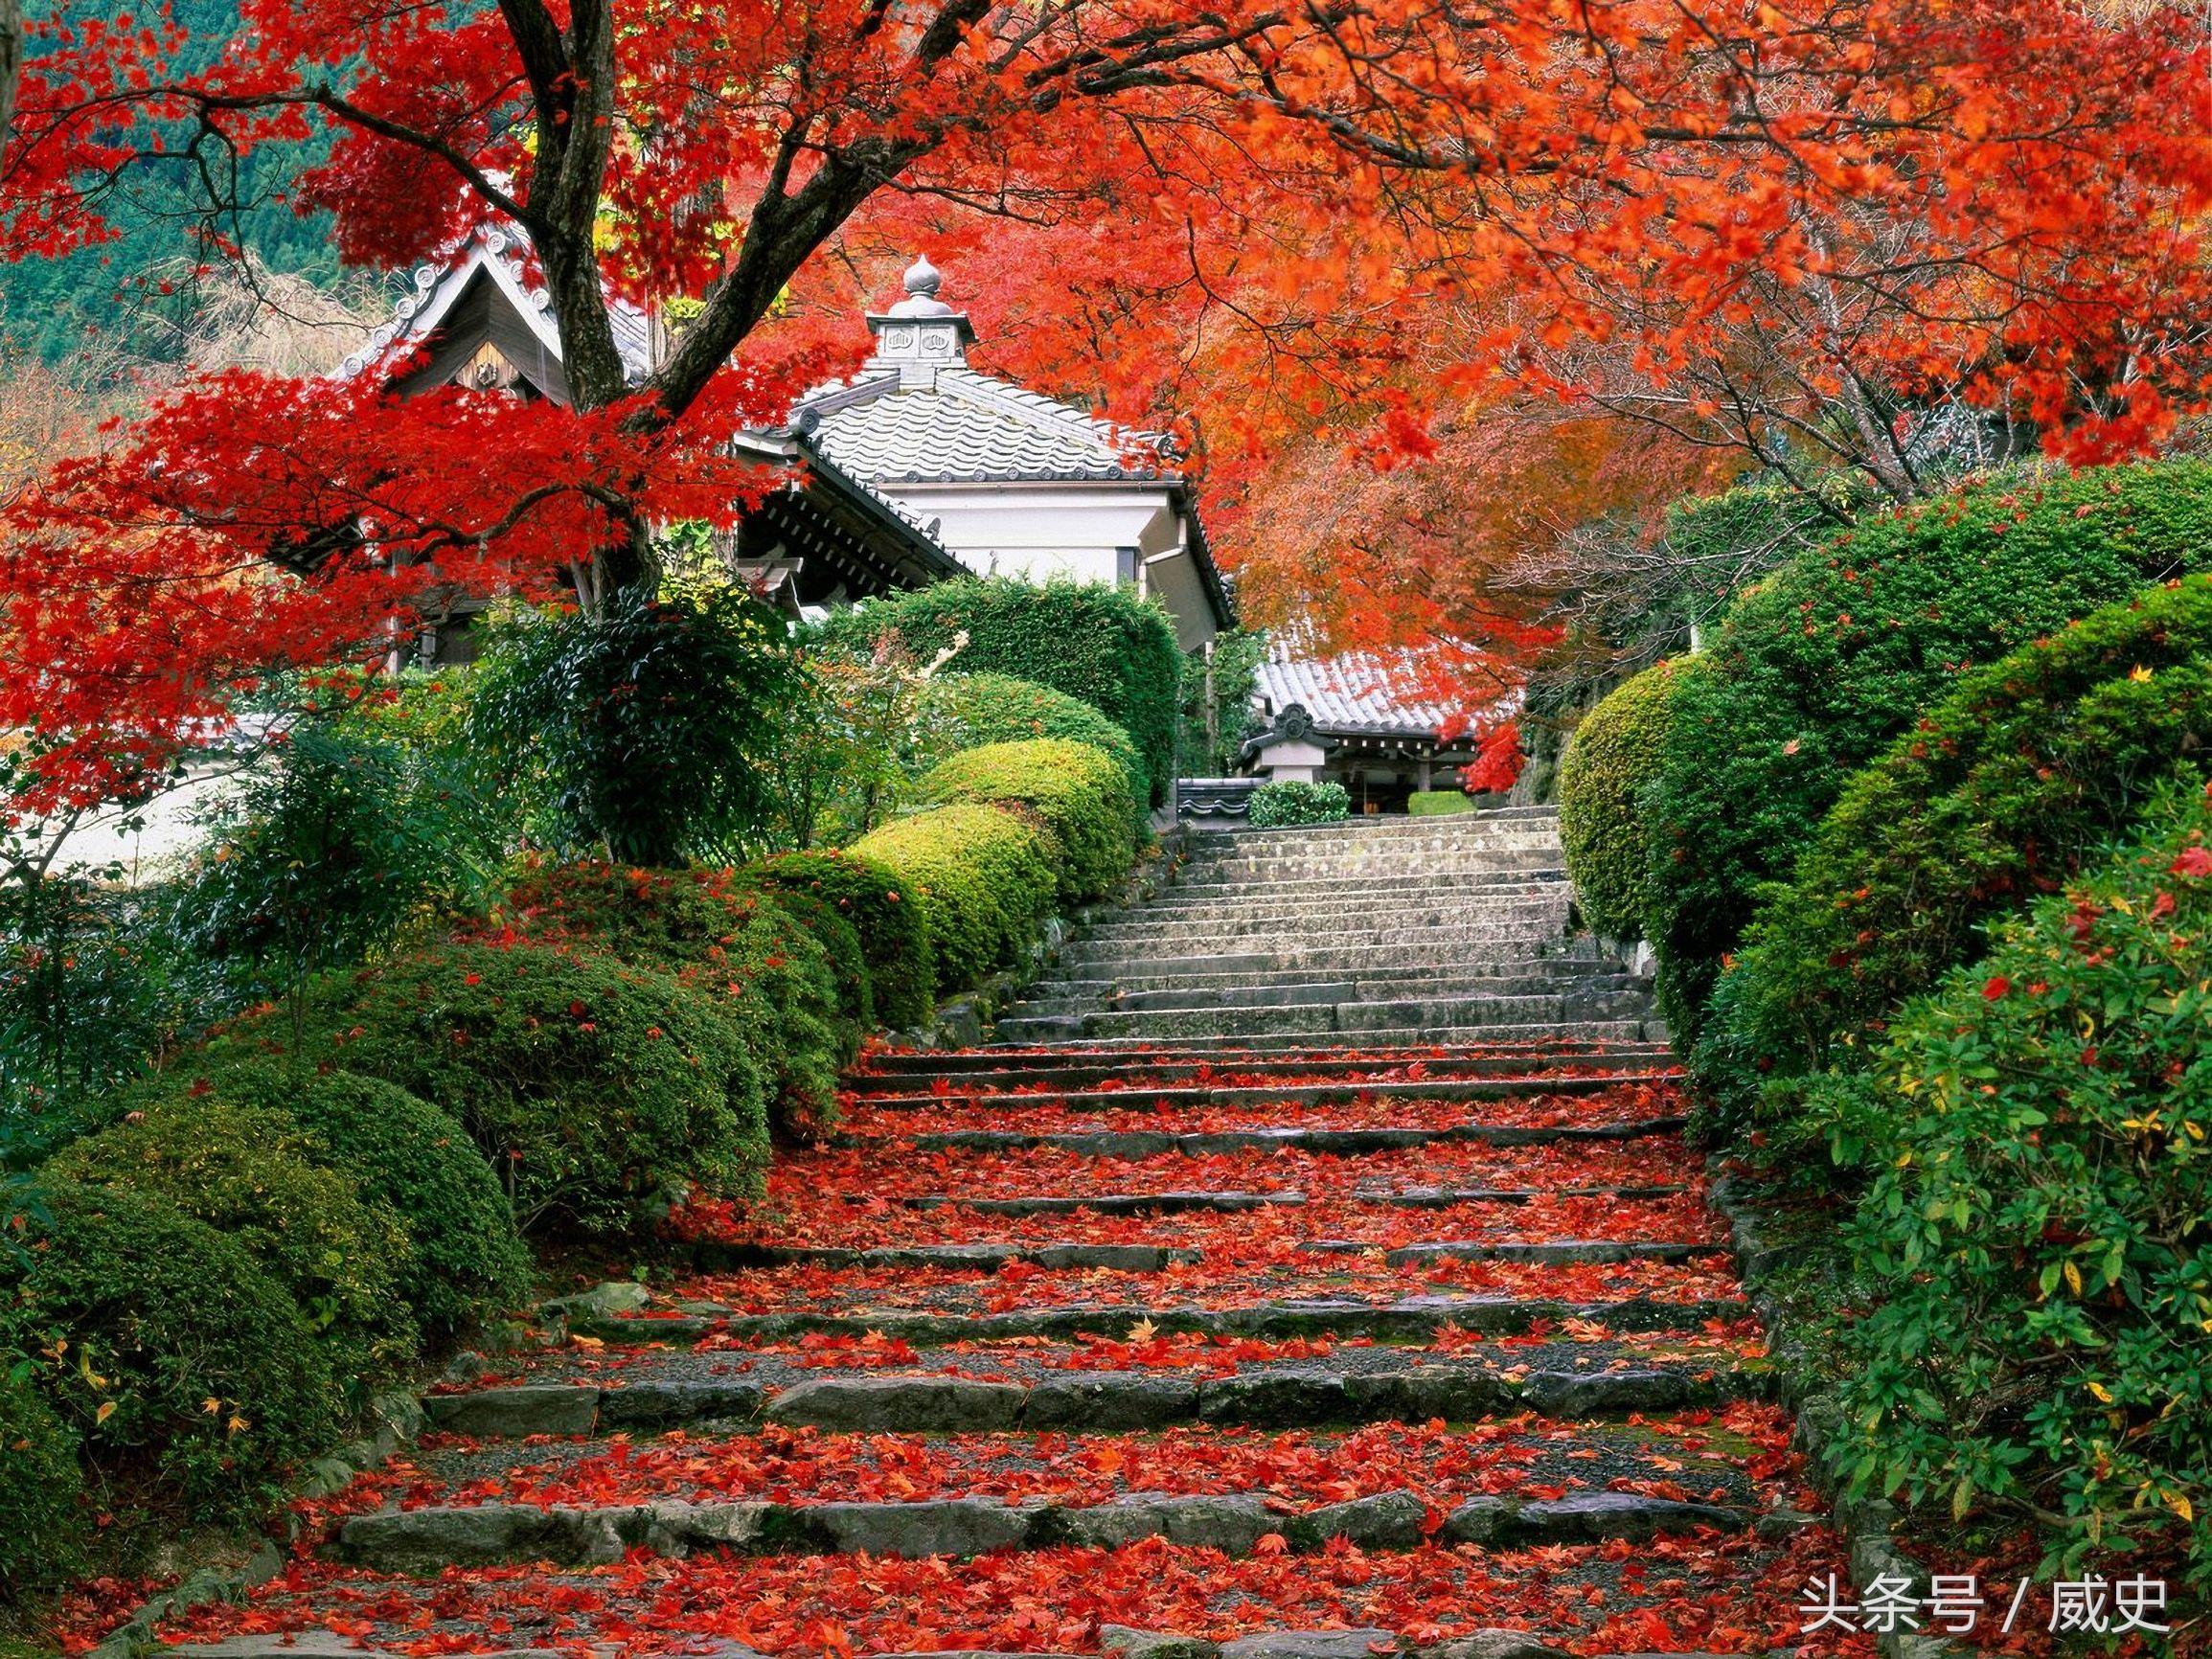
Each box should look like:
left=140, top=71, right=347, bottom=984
left=1832, top=782, right=2212, bottom=1587
left=850, top=804, right=1057, bottom=993
left=0, top=1370, right=86, bottom=1596
left=1701, top=577, right=2212, bottom=1140
left=1, top=1183, right=339, bottom=1513
left=917, top=739, right=1138, bottom=905
left=921, top=672, right=1150, bottom=818
left=1558, top=658, right=1698, bottom=941
left=747, top=849, right=935, bottom=1030
left=231, top=943, right=766, bottom=1236
left=821, top=579, right=1182, bottom=807
left=155, top=1058, right=531, bottom=1337
left=1247, top=781, right=1350, bottom=828
left=1643, top=460, right=2212, bottom=1046
left=45, top=1099, right=419, bottom=1377
left=487, top=862, right=848, bottom=1131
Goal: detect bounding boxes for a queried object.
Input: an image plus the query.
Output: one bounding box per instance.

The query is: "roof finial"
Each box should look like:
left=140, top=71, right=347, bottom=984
left=903, top=254, right=943, bottom=298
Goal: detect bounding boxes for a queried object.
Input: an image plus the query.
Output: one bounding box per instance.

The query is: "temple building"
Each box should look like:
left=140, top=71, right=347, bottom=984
left=338, top=231, right=1232, bottom=657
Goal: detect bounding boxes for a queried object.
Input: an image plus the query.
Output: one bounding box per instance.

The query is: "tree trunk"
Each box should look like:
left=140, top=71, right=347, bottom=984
left=0, top=0, right=20, bottom=148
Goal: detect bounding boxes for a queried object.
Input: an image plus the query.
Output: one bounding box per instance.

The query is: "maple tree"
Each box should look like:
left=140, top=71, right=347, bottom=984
left=4, top=0, right=2212, bottom=799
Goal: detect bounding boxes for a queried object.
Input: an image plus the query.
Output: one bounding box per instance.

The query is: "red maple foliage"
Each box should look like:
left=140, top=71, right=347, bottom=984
left=7, top=0, right=2212, bottom=794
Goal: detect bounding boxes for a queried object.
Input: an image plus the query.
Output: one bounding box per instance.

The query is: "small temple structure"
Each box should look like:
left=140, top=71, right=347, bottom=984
left=338, top=232, right=1232, bottom=658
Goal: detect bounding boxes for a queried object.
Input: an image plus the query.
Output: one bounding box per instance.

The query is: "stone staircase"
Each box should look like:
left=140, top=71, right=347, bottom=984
left=137, top=806, right=1846, bottom=1659
left=994, top=806, right=1666, bottom=1049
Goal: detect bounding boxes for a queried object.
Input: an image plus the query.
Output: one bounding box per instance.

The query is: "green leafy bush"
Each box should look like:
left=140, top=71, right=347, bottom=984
left=1701, top=579, right=2212, bottom=1141
left=0, top=1369, right=85, bottom=1596
left=151, top=1060, right=530, bottom=1337
left=464, top=587, right=804, bottom=864
left=1558, top=659, right=1699, bottom=941
left=922, top=672, right=1150, bottom=819
left=1, top=1183, right=339, bottom=1512
left=1247, top=781, right=1351, bottom=828
left=485, top=862, right=847, bottom=1131
left=1833, top=781, right=2212, bottom=1589
left=231, top=943, right=765, bottom=1235
left=730, top=877, right=872, bottom=1031
left=1642, top=461, right=2212, bottom=1045
left=849, top=805, right=1057, bottom=993
left=820, top=579, right=1181, bottom=807
left=45, top=1099, right=419, bottom=1377
left=1406, top=790, right=1473, bottom=817
left=745, top=850, right=935, bottom=1031
left=917, top=739, right=1138, bottom=905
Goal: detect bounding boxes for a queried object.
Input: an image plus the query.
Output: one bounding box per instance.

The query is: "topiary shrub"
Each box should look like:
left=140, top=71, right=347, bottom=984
left=151, top=1059, right=530, bottom=1338
left=224, top=943, right=765, bottom=1236
left=1247, top=781, right=1351, bottom=828
left=1406, top=790, right=1473, bottom=817
left=1700, top=577, right=2212, bottom=1143
left=730, top=878, right=871, bottom=1032
left=1832, top=780, right=2212, bottom=1591
left=745, top=850, right=935, bottom=1031
left=849, top=804, right=1057, bottom=993
left=1557, top=658, right=1699, bottom=941
left=1642, top=460, right=2212, bottom=1048
left=819, top=579, right=1182, bottom=807
left=917, top=739, right=1138, bottom=905
left=0, top=1369, right=86, bottom=1596
left=920, top=672, right=1150, bottom=821
left=483, top=862, right=847, bottom=1131
left=44, top=1099, right=419, bottom=1378
left=0, top=1183, right=339, bottom=1514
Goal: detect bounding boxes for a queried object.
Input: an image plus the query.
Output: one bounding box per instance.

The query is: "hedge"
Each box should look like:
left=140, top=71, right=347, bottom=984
left=1557, top=658, right=1697, bottom=941
left=920, top=671, right=1150, bottom=821
left=1641, top=460, right=2212, bottom=1046
left=486, top=863, right=848, bottom=1132
left=0, top=1370, right=85, bottom=1595
left=745, top=850, right=935, bottom=1031
left=1830, top=780, right=2212, bottom=1591
left=1700, top=577, right=2212, bottom=1141
left=228, top=943, right=766, bottom=1236
left=849, top=804, right=1058, bottom=993
left=1406, top=790, right=1473, bottom=816
left=821, top=579, right=1181, bottom=807
left=1, top=1183, right=339, bottom=1512
left=917, top=739, right=1138, bottom=905
left=1247, top=781, right=1350, bottom=828
left=154, top=1059, right=531, bottom=1338
left=45, top=1098, right=420, bottom=1379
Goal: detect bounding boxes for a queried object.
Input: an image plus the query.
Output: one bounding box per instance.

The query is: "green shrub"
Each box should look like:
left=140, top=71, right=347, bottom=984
left=917, top=739, right=1138, bottom=905
left=486, top=863, right=848, bottom=1130
left=1, top=1183, right=338, bottom=1512
left=1406, top=790, right=1473, bottom=817
left=45, top=1099, right=419, bottom=1377
left=1557, top=659, right=1699, bottom=941
left=731, top=878, right=872, bottom=1032
left=1832, top=781, right=2212, bottom=1590
left=1642, top=460, right=2212, bottom=1046
left=1247, top=781, right=1351, bottom=828
left=820, top=579, right=1181, bottom=807
left=1702, top=578, right=2212, bottom=1143
left=921, top=672, right=1150, bottom=819
left=849, top=805, right=1057, bottom=993
left=0, top=1369, right=86, bottom=1596
left=152, top=1059, right=530, bottom=1337
left=745, top=850, right=935, bottom=1031
left=225, top=943, right=765, bottom=1236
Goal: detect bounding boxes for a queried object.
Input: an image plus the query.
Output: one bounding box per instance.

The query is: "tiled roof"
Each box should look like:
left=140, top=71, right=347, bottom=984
left=1254, top=652, right=1463, bottom=739
left=797, top=367, right=1176, bottom=487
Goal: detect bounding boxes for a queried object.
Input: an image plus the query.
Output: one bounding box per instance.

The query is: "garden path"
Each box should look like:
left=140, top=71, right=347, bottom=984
left=147, top=810, right=1861, bottom=1658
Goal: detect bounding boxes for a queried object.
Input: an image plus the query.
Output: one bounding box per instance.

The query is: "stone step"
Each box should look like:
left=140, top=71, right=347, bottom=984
left=562, top=1293, right=1747, bottom=1347
left=334, top=1486, right=1748, bottom=1574
left=853, top=1035, right=1670, bottom=1077
left=1003, top=994, right=1655, bottom=1044
left=988, top=1019, right=1664, bottom=1051
left=859, top=1115, right=1686, bottom=1158
left=845, top=1049, right=1676, bottom=1098
left=1301, top=1239, right=1722, bottom=1266
left=1018, top=958, right=1630, bottom=1002
left=1110, top=893, right=1569, bottom=930
left=1053, top=941, right=1608, bottom=977
left=1073, top=907, right=1570, bottom=950
left=850, top=1071, right=1677, bottom=1113
left=1160, top=868, right=1570, bottom=903
left=1002, top=973, right=1638, bottom=1018
left=885, top=1181, right=1689, bottom=1215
